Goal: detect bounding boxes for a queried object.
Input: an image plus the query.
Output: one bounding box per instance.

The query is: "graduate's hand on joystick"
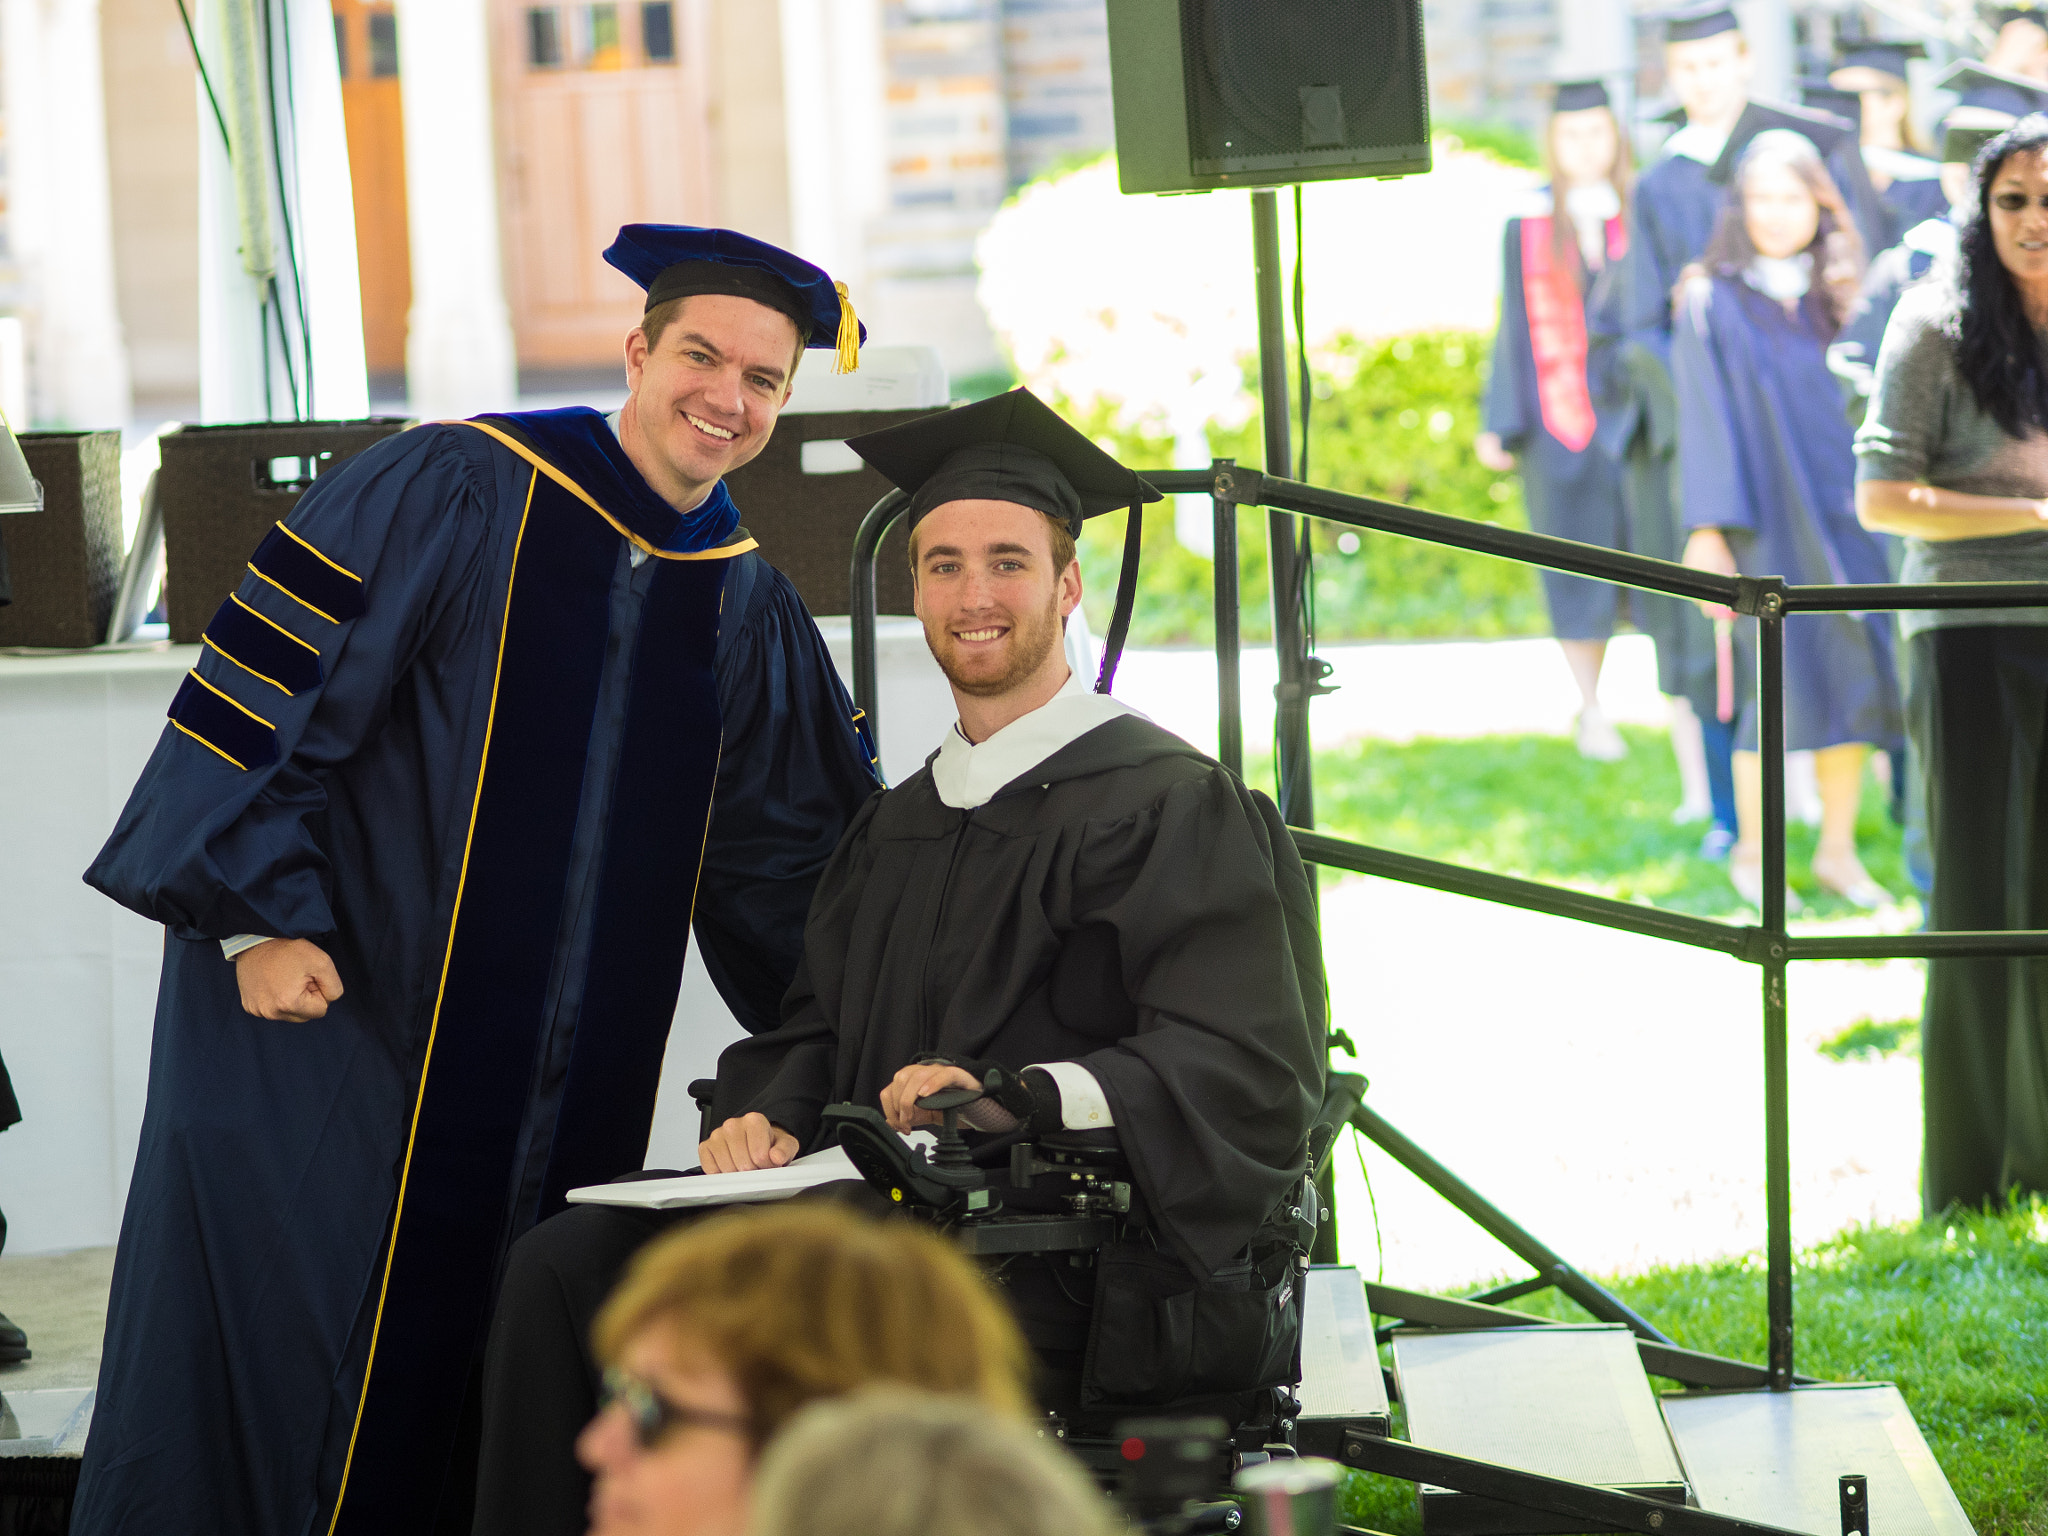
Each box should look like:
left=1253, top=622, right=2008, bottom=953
left=234, top=938, right=344, bottom=1022
left=698, top=1113, right=798, bottom=1174
left=879, top=1062, right=981, bottom=1133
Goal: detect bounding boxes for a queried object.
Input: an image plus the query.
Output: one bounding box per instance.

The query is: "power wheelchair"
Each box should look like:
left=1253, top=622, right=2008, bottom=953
left=689, top=1070, right=1381, bottom=1528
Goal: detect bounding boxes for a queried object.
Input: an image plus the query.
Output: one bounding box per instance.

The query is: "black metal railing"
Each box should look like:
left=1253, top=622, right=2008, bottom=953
left=849, top=459, right=2048, bottom=1394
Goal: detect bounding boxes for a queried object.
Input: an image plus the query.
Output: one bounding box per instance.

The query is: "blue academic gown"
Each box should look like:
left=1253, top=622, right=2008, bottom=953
left=74, top=408, right=881, bottom=1536
left=1673, top=276, right=1902, bottom=753
left=1483, top=211, right=1632, bottom=641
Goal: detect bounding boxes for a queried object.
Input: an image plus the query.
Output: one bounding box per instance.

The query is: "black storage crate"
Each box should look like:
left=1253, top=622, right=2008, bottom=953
left=158, top=418, right=410, bottom=643
left=0, top=430, right=124, bottom=649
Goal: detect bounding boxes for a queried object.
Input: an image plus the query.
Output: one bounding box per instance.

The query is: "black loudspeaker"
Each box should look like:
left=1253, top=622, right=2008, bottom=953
left=1106, top=0, right=1431, bottom=194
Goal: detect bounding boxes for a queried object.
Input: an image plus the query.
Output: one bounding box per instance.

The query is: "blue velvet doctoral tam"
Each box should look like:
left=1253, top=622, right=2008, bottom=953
left=74, top=407, right=881, bottom=1536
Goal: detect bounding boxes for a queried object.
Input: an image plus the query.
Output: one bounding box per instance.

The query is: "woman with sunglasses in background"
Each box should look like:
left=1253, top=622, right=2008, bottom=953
left=1857, top=114, right=2048, bottom=1219
left=485, top=1202, right=1032, bottom=1536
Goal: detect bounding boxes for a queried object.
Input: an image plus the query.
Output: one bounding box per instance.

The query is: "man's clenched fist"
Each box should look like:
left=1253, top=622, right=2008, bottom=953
left=235, top=938, right=344, bottom=1022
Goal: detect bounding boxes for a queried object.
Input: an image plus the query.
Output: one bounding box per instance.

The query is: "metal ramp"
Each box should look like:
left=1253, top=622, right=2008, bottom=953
left=1392, top=1325, right=1688, bottom=1535
left=1294, top=1265, right=1390, bottom=1454
left=1663, top=1385, right=1976, bottom=1536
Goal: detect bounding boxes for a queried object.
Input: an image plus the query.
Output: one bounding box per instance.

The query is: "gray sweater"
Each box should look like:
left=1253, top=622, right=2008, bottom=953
left=1853, top=282, right=2048, bottom=635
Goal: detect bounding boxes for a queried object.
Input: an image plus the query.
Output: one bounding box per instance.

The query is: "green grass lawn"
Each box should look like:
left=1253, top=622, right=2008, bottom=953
left=1255, top=724, right=1914, bottom=920
left=1338, top=1201, right=2048, bottom=1536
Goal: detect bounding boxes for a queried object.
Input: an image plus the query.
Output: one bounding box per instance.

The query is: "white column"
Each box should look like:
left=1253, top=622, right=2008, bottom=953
left=1, top=0, right=133, bottom=429
left=777, top=0, right=886, bottom=289
left=394, top=0, right=518, bottom=419
left=286, top=0, right=369, bottom=420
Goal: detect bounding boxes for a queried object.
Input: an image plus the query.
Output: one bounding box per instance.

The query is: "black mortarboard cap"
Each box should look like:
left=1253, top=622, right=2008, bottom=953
left=1658, top=4, right=1740, bottom=43
left=1995, top=5, right=2048, bottom=31
left=1707, top=99, right=1858, bottom=184
left=1552, top=79, right=1611, bottom=113
left=603, top=224, right=866, bottom=373
left=1942, top=105, right=2019, bottom=162
left=1800, top=80, right=1865, bottom=128
left=1935, top=59, right=2048, bottom=117
left=847, top=389, right=1161, bottom=537
left=848, top=389, right=1163, bottom=694
left=1831, top=40, right=1926, bottom=83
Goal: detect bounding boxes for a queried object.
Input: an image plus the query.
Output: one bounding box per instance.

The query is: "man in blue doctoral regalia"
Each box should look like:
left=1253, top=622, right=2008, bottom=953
left=74, top=226, right=886, bottom=1536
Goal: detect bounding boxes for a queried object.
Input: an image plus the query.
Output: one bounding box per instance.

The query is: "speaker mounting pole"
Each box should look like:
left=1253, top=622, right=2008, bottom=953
left=1251, top=189, right=1316, bottom=835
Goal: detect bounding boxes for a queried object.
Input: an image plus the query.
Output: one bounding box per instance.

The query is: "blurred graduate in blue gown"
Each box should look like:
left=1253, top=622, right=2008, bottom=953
left=1622, top=5, right=1890, bottom=850
left=72, top=227, right=884, bottom=1536
left=1674, top=132, right=1903, bottom=910
left=1479, top=79, right=1637, bottom=761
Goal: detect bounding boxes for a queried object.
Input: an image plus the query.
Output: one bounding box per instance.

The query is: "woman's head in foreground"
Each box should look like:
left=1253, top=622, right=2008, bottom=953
left=577, top=1202, right=1033, bottom=1536
left=749, top=1387, right=1118, bottom=1536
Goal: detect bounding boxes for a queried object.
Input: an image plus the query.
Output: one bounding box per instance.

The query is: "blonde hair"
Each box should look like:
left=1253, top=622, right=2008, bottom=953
left=592, top=1204, right=1032, bottom=1449
left=748, top=1388, right=1118, bottom=1536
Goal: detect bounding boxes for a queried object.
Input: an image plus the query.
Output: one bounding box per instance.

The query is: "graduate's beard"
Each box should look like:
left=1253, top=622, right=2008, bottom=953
left=930, top=587, right=1065, bottom=699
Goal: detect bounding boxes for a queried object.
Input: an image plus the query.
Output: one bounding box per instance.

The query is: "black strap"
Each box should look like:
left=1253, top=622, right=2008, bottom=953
left=1094, top=500, right=1143, bottom=694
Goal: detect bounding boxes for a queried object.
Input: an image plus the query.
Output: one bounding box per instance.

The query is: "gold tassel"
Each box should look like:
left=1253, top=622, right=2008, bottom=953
left=833, top=281, right=861, bottom=374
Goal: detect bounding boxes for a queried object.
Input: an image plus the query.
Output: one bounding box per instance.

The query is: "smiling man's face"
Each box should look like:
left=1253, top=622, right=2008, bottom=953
left=621, top=293, right=801, bottom=511
left=911, top=499, right=1081, bottom=702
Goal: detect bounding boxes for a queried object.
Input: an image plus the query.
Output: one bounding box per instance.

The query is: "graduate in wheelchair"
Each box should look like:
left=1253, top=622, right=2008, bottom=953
left=471, top=391, right=1328, bottom=1533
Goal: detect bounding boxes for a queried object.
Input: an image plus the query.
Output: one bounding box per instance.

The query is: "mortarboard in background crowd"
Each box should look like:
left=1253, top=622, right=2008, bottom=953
left=1941, top=104, right=2019, bottom=164
left=1799, top=81, right=1865, bottom=129
left=1551, top=79, right=1611, bottom=114
left=1830, top=40, right=1926, bottom=91
left=1935, top=59, right=2048, bottom=117
left=1706, top=100, right=1858, bottom=184
left=1657, top=4, right=1740, bottom=44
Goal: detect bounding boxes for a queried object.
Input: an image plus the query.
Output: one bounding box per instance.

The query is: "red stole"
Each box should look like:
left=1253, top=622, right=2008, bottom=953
left=1519, top=214, right=1625, bottom=453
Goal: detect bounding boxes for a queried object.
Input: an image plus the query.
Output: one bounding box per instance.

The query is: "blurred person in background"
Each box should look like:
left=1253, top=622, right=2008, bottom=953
left=1830, top=40, right=1946, bottom=248
left=1477, top=79, right=1638, bottom=761
left=1983, top=6, right=2048, bottom=86
left=747, top=1389, right=1117, bottom=1536
left=1675, top=130, right=1902, bottom=911
left=1855, top=114, right=2048, bottom=1216
left=561, top=1203, right=1033, bottom=1536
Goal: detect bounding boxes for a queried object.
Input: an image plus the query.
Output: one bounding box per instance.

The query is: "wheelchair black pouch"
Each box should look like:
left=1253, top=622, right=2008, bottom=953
left=1077, top=1227, right=1304, bottom=1408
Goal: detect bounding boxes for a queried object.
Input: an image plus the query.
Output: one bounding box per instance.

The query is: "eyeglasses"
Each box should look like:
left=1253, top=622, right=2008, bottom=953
left=1991, top=191, right=2048, bottom=213
left=599, top=1366, right=753, bottom=1450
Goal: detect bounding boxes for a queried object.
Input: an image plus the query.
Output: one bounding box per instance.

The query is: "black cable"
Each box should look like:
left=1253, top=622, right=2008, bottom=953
left=268, top=276, right=302, bottom=415
left=259, top=292, right=275, bottom=415
left=175, top=0, right=233, bottom=152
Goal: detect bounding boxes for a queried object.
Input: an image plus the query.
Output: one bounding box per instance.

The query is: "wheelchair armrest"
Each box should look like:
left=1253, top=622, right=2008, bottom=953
left=687, top=1078, right=717, bottom=1110
left=1034, top=1128, right=1128, bottom=1166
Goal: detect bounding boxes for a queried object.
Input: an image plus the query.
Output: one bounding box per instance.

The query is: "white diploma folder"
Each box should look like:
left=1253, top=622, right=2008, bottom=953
left=565, top=1132, right=935, bottom=1211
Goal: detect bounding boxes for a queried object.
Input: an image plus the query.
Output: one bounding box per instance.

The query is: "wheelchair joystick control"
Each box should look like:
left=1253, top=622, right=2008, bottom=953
left=915, top=1085, right=983, bottom=1171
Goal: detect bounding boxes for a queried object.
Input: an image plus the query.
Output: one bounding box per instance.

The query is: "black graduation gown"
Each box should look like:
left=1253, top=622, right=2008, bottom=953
left=1484, top=211, right=1632, bottom=641
left=74, top=408, right=879, bottom=1536
left=715, top=714, right=1327, bottom=1281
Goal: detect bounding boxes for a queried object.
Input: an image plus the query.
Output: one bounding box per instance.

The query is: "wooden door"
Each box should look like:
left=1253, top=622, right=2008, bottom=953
left=334, top=0, right=411, bottom=377
left=493, top=0, right=716, bottom=369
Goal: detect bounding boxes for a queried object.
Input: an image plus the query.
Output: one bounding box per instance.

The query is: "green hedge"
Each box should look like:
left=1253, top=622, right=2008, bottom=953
left=1070, top=330, right=1549, bottom=646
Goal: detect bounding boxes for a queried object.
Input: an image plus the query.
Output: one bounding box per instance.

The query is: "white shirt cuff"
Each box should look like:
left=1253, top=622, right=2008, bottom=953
left=221, top=934, right=274, bottom=960
left=1029, top=1061, right=1115, bottom=1129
